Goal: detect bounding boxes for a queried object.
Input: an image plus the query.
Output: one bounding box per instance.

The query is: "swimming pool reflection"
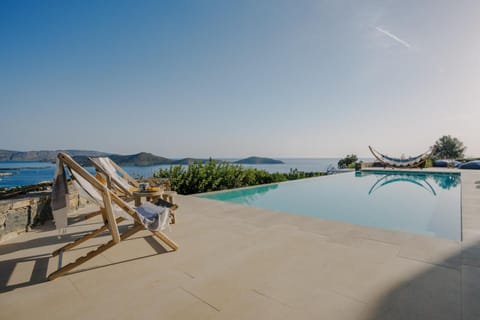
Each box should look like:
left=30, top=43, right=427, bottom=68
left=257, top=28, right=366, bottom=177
left=356, top=171, right=460, bottom=196
left=432, top=174, right=460, bottom=190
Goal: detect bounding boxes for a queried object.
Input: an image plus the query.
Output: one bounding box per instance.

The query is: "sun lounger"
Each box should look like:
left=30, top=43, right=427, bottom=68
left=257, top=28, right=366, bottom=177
left=88, top=156, right=178, bottom=222
left=49, top=152, right=178, bottom=280
left=89, top=157, right=139, bottom=201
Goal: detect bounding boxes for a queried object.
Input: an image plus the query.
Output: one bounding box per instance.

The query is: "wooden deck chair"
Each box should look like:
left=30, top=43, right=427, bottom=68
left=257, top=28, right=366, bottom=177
left=48, top=152, right=178, bottom=281
left=89, top=157, right=139, bottom=201
left=88, top=156, right=178, bottom=222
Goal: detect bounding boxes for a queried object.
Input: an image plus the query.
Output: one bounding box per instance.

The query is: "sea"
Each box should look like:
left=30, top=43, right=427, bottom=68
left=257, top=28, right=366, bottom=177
left=0, top=158, right=371, bottom=189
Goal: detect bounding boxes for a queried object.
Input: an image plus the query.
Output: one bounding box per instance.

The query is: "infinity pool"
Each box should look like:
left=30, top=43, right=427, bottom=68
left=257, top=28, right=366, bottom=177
left=199, top=171, right=461, bottom=240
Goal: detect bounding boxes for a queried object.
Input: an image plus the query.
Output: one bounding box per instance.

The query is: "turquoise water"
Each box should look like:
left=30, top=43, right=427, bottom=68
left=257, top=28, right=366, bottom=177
left=200, top=171, right=462, bottom=240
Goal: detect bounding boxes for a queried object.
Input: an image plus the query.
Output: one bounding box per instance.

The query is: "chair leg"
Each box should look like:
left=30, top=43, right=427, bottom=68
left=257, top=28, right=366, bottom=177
left=48, top=239, right=117, bottom=281
left=118, top=224, right=178, bottom=251
left=152, top=230, right=179, bottom=251
left=48, top=221, right=178, bottom=280
left=120, top=223, right=144, bottom=240
left=52, top=217, right=125, bottom=257
left=84, top=210, right=101, bottom=220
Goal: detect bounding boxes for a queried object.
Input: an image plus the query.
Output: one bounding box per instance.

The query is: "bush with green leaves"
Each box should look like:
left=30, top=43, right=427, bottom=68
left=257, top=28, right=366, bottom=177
left=154, top=160, right=324, bottom=195
left=338, top=154, right=358, bottom=169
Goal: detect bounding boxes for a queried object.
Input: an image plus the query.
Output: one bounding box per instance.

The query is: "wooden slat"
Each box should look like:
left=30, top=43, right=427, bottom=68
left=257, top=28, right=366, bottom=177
left=102, top=189, right=120, bottom=244
left=59, top=153, right=108, bottom=191
left=89, top=157, right=129, bottom=198
left=52, top=226, right=108, bottom=257
left=52, top=217, right=125, bottom=257
left=84, top=210, right=102, bottom=220
left=152, top=231, right=179, bottom=251
left=110, top=159, right=139, bottom=187
left=120, top=224, right=144, bottom=240
left=48, top=240, right=117, bottom=281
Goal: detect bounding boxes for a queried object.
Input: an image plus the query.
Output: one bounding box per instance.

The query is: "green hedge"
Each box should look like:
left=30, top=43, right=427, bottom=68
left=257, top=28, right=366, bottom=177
left=153, top=160, right=324, bottom=195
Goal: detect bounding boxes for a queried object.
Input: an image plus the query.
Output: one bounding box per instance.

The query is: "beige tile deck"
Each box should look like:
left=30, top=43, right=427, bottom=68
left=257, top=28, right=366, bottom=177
left=1, top=169, right=480, bottom=319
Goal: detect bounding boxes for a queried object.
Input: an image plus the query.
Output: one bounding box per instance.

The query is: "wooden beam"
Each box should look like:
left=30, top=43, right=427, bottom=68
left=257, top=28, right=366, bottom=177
left=152, top=231, right=179, bottom=251
left=120, top=224, right=144, bottom=240
left=52, top=217, right=126, bottom=257
left=110, top=159, right=139, bottom=187
left=48, top=239, right=117, bottom=281
left=102, top=189, right=120, bottom=244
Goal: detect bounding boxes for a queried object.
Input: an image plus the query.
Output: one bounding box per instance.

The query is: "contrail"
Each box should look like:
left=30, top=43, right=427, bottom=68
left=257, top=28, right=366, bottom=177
left=375, top=26, right=411, bottom=48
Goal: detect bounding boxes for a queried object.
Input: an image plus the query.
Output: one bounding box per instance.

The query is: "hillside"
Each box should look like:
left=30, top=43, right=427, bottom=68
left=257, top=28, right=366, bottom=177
left=0, top=149, right=109, bottom=162
left=109, top=152, right=171, bottom=166
left=0, top=150, right=284, bottom=167
left=72, top=152, right=172, bottom=166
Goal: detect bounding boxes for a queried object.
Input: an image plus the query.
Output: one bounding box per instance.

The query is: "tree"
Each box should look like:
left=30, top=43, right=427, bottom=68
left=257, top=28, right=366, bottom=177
left=338, top=154, right=358, bottom=169
left=433, top=135, right=466, bottom=159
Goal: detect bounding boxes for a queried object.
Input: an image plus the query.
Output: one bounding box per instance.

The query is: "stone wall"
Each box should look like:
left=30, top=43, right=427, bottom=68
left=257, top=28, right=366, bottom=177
left=0, top=190, right=82, bottom=242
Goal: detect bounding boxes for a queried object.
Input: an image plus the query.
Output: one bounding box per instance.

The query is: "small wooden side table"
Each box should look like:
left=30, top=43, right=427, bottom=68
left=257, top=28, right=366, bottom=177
left=133, top=190, right=163, bottom=207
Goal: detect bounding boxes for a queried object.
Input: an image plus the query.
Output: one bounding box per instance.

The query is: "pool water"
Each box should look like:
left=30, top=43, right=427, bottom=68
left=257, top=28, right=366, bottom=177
left=200, top=171, right=461, bottom=240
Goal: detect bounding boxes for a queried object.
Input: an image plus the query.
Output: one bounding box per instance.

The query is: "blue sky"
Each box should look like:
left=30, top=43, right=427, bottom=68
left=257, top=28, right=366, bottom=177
left=1, top=0, right=479, bottom=158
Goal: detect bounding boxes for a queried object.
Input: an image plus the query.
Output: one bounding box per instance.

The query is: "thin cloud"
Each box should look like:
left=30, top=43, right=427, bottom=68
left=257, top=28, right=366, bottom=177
left=375, top=26, right=411, bottom=48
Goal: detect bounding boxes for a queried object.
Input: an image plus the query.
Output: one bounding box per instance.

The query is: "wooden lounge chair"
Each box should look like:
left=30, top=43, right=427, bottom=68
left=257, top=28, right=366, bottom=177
left=88, top=157, right=139, bottom=201
left=48, top=152, right=178, bottom=281
left=88, top=156, right=178, bottom=222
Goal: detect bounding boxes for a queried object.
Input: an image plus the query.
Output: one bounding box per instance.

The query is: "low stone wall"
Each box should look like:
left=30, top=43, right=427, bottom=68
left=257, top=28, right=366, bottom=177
left=0, top=190, right=83, bottom=242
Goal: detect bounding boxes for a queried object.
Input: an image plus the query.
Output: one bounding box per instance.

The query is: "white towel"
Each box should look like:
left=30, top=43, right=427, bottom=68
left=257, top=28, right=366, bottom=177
left=135, top=202, right=170, bottom=231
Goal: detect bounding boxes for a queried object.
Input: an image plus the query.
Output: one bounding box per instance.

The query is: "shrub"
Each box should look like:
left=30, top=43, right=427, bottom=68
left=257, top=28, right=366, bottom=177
left=154, top=160, right=324, bottom=195
left=338, top=154, right=358, bottom=169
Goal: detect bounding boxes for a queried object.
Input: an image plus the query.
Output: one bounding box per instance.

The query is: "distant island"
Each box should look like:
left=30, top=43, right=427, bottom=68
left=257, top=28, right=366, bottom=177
left=234, top=156, right=284, bottom=165
left=0, top=149, right=284, bottom=167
